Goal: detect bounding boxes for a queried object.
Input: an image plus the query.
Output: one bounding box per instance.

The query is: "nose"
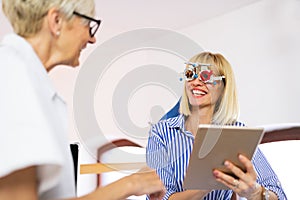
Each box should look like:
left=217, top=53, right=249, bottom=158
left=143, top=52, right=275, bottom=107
left=191, top=77, right=205, bottom=86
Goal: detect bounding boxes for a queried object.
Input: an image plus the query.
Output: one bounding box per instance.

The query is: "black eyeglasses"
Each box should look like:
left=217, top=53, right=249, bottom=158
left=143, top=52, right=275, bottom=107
left=73, top=11, right=101, bottom=37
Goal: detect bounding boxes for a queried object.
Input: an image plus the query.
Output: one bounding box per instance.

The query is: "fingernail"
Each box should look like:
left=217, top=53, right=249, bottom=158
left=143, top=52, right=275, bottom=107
left=238, top=154, right=244, bottom=160
left=213, top=171, right=219, bottom=177
left=224, top=161, right=229, bottom=166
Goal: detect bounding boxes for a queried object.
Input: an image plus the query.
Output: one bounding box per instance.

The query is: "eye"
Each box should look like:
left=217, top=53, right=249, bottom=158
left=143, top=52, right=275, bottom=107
left=200, top=70, right=213, bottom=82
left=183, top=67, right=197, bottom=81
left=185, top=70, right=194, bottom=79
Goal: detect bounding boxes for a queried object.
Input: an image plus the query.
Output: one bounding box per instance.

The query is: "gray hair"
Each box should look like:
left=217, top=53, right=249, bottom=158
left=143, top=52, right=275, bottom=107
left=2, top=0, right=95, bottom=37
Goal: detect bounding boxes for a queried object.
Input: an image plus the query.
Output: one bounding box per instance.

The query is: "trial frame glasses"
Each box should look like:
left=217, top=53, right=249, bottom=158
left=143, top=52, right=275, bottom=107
left=73, top=11, right=101, bottom=37
left=182, top=62, right=226, bottom=85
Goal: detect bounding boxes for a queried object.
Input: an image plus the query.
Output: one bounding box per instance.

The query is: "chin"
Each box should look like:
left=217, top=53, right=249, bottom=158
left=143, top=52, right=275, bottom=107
left=70, top=59, right=80, bottom=67
left=62, top=57, right=80, bottom=67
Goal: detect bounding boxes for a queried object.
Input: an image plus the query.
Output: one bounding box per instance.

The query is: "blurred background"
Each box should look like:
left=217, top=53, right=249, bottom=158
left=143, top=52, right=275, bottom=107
left=1, top=0, right=299, bottom=199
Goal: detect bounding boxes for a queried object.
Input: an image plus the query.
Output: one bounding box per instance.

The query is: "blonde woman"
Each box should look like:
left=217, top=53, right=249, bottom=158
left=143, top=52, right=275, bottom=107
left=146, top=52, right=286, bottom=200
left=0, top=0, right=164, bottom=199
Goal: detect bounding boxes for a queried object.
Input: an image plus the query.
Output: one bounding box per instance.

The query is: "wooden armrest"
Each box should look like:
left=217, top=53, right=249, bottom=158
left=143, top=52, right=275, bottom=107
left=80, top=162, right=146, bottom=174
left=95, top=139, right=144, bottom=186
left=97, top=139, right=143, bottom=161
left=260, top=127, right=300, bottom=144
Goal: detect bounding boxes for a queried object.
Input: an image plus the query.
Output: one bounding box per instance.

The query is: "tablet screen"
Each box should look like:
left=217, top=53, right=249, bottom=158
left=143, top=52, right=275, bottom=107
left=183, top=125, right=264, bottom=190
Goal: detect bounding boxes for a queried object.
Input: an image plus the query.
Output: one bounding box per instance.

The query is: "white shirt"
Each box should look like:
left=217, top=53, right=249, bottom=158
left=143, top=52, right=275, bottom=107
left=0, top=34, right=76, bottom=199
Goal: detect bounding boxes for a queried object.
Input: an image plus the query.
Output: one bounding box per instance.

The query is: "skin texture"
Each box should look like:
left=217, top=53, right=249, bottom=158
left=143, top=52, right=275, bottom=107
left=26, top=8, right=96, bottom=72
left=169, top=69, right=278, bottom=200
left=0, top=7, right=165, bottom=200
left=0, top=167, right=38, bottom=200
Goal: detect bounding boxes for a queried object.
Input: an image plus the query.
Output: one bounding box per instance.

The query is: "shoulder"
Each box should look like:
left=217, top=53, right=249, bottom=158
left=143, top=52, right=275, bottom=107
left=152, top=115, right=183, bottom=130
left=0, top=34, right=36, bottom=75
left=0, top=38, right=29, bottom=84
left=0, top=35, right=24, bottom=62
left=149, top=115, right=183, bottom=140
left=0, top=46, right=25, bottom=69
left=232, top=121, right=246, bottom=127
left=0, top=47, right=37, bottom=105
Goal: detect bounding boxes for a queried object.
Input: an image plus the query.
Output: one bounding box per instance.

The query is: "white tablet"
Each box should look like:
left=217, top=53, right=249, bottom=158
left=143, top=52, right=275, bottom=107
left=183, top=125, right=264, bottom=190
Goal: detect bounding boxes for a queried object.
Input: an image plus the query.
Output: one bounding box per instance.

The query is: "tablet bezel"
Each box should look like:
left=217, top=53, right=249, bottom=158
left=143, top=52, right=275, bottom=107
left=183, top=125, right=264, bottom=190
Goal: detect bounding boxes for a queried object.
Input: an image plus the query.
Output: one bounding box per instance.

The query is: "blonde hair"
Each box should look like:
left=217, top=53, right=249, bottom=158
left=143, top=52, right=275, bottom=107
left=179, top=51, right=239, bottom=125
left=2, top=0, right=95, bottom=37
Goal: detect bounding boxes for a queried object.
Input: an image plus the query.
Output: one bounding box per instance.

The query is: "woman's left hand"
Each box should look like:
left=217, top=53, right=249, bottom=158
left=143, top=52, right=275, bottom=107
left=213, top=154, right=262, bottom=200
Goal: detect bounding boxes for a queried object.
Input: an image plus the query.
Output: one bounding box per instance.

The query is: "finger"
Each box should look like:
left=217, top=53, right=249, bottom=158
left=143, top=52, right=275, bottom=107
left=138, top=166, right=155, bottom=173
left=149, top=190, right=165, bottom=200
left=223, top=160, right=246, bottom=180
left=213, top=169, right=242, bottom=189
left=130, top=171, right=165, bottom=196
left=238, top=154, right=257, bottom=178
left=214, top=175, right=242, bottom=191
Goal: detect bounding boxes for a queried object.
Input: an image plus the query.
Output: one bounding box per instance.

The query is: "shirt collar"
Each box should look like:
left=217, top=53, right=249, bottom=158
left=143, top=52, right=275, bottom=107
left=2, top=34, right=57, bottom=100
left=166, top=114, right=185, bottom=129
left=166, top=114, right=195, bottom=138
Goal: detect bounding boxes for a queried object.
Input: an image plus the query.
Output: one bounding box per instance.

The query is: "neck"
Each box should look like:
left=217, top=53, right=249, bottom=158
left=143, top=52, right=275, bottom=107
left=25, top=31, right=58, bottom=72
left=185, top=106, right=214, bottom=136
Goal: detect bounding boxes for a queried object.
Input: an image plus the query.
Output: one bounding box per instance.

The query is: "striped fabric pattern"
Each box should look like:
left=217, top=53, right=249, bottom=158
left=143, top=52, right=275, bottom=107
left=146, top=115, right=286, bottom=200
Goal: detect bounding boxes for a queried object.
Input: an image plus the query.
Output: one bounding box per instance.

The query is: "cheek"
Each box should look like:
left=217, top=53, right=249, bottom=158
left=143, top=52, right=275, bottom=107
left=208, top=84, right=223, bottom=98
left=185, top=82, right=194, bottom=91
left=185, top=83, right=189, bottom=91
left=185, top=83, right=193, bottom=96
left=212, top=89, right=223, bottom=102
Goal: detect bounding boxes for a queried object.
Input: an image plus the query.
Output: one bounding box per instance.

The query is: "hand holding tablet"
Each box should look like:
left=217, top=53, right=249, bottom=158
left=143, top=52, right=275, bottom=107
left=183, top=125, right=264, bottom=190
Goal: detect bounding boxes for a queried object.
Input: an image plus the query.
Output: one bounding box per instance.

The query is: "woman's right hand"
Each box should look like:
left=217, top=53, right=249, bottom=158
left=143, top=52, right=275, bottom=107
left=126, top=167, right=165, bottom=199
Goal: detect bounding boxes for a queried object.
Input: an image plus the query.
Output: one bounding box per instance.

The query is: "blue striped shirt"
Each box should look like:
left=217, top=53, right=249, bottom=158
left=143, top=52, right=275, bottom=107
left=146, top=115, right=287, bottom=200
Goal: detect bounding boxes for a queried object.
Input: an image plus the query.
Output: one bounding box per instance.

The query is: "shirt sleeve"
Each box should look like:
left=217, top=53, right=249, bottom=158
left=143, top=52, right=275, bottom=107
left=0, top=52, right=64, bottom=195
left=236, top=121, right=287, bottom=199
left=253, top=148, right=287, bottom=200
left=146, top=124, right=180, bottom=199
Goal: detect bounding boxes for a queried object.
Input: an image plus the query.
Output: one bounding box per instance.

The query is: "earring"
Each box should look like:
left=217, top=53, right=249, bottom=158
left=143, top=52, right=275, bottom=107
left=56, top=31, right=60, bottom=36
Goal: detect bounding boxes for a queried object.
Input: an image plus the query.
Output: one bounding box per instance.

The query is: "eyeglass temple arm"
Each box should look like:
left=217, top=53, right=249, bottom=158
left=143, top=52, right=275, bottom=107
left=184, top=62, right=211, bottom=67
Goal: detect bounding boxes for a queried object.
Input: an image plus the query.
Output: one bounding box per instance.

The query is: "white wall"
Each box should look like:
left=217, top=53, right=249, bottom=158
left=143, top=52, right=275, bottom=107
left=181, top=0, right=300, bottom=127
left=180, top=1, right=300, bottom=198
left=1, top=0, right=299, bottom=199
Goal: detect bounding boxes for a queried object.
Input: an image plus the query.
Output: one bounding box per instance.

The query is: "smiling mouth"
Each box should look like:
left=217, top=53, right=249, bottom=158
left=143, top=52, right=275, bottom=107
left=192, top=89, right=207, bottom=96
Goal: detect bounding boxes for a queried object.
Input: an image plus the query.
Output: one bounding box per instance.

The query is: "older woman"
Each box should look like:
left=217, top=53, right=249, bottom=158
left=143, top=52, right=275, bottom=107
left=0, top=0, right=164, bottom=199
left=146, top=52, right=287, bottom=199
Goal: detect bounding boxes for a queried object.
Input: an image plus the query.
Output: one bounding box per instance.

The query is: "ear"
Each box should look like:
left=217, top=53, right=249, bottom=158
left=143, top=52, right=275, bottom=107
left=46, top=8, right=63, bottom=37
